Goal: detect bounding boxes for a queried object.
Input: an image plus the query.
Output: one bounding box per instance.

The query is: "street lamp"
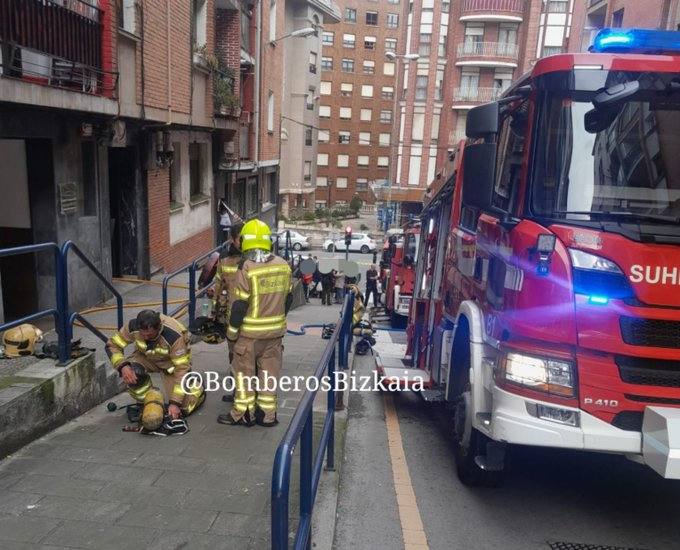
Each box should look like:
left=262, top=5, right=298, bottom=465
left=384, top=51, right=419, bottom=229
left=271, top=26, right=317, bottom=44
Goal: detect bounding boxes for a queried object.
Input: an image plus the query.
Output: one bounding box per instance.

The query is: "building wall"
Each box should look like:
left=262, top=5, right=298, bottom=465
left=259, top=0, right=284, bottom=163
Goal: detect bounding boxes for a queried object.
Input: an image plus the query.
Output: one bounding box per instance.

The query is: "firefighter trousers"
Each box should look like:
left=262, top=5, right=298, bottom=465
left=124, top=352, right=204, bottom=417
left=229, top=336, right=282, bottom=423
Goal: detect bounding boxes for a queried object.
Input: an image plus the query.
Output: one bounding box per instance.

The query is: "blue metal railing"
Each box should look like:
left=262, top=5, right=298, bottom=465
left=271, top=291, right=355, bottom=550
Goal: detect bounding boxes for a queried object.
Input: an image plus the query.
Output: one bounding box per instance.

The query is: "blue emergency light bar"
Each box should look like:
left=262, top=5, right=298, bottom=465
left=591, top=28, right=680, bottom=54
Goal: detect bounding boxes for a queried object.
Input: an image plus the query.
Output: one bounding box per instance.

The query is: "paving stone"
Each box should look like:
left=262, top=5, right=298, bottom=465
left=147, top=531, right=251, bottom=550
left=21, top=495, right=130, bottom=523
left=94, top=480, right=188, bottom=508
left=153, top=471, right=234, bottom=493
left=207, top=511, right=262, bottom=538
left=116, top=503, right=218, bottom=532
left=58, top=446, right=142, bottom=466
left=0, top=514, right=60, bottom=543
left=185, top=485, right=268, bottom=516
left=47, top=431, right=123, bottom=450
left=1, top=458, right=85, bottom=477
left=0, top=492, right=43, bottom=515
left=72, top=462, right=164, bottom=486
left=107, top=433, right=191, bottom=454
left=14, top=444, right=66, bottom=460
left=133, top=452, right=207, bottom=473
left=41, top=520, right=157, bottom=549
left=0, top=542, right=69, bottom=550
left=0, top=472, right=24, bottom=490
left=12, top=474, right=106, bottom=499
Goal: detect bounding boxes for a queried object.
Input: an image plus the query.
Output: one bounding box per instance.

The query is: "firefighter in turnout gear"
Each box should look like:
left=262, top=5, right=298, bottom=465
left=217, top=219, right=293, bottom=427
left=106, top=310, right=205, bottom=425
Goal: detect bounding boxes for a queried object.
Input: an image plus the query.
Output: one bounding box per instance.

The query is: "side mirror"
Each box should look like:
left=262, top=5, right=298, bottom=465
left=462, top=143, right=497, bottom=211
left=466, top=102, right=500, bottom=139
left=584, top=106, right=619, bottom=133
left=593, top=81, right=639, bottom=109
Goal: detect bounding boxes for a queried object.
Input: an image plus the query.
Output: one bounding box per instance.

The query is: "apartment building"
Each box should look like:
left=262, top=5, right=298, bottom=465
left=313, top=0, right=403, bottom=213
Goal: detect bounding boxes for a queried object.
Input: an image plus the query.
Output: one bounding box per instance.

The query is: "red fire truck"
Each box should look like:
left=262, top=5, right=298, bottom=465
left=402, top=29, right=680, bottom=485
left=383, top=222, right=420, bottom=327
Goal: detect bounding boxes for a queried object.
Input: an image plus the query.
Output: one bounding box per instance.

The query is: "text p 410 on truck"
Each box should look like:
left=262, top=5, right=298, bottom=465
left=403, top=29, right=680, bottom=486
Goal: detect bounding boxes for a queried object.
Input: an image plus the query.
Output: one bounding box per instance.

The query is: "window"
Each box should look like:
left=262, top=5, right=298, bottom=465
left=267, top=91, right=274, bottom=132
left=385, top=38, right=397, bottom=53
left=383, top=62, right=395, bottom=76
left=336, top=177, right=348, bottom=188
left=320, top=81, right=332, bottom=95
left=419, top=33, right=431, bottom=56
left=305, top=128, right=313, bottom=146
left=493, top=69, right=513, bottom=95
left=345, top=8, right=356, bottom=22
left=380, top=110, right=392, bottom=123
left=169, top=141, right=181, bottom=206
left=460, top=68, right=480, bottom=100
left=359, top=132, right=371, bottom=145
left=192, top=0, right=207, bottom=50
left=342, top=58, right=355, bottom=72
left=322, top=31, right=334, bottom=46
left=381, top=86, right=394, bottom=100
left=431, top=112, right=440, bottom=142
left=341, top=82, right=353, bottom=96
left=189, top=142, right=205, bottom=198
left=442, top=1, right=450, bottom=12
left=363, top=60, right=375, bottom=74
left=321, top=57, right=333, bottom=70
left=357, top=178, right=369, bottom=191
left=361, top=84, right=374, bottom=98
left=498, top=23, right=518, bottom=55
left=307, top=86, right=315, bottom=109
left=343, top=33, right=356, bottom=48
left=546, top=0, right=568, bottom=12
left=412, top=112, right=425, bottom=141
left=119, top=0, right=136, bottom=34
left=337, top=155, right=349, bottom=168
left=364, top=36, right=376, bottom=50
left=268, top=0, right=276, bottom=42
left=268, top=172, right=277, bottom=205
left=492, top=103, right=526, bottom=213
left=612, top=8, right=624, bottom=27
left=360, top=109, right=372, bottom=121
left=247, top=177, right=258, bottom=215
left=316, top=176, right=328, bottom=187
left=358, top=155, right=369, bottom=167
left=379, top=133, right=390, bottom=146
left=338, top=131, right=351, bottom=144
left=315, top=200, right=327, bottom=209
left=366, top=11, right=378, bottom=25
left=388, top=0, right=399, bottom=3
left=387, top=13, right=399, bottom=28
left=317, top=153, right=329, bottom=166
left=81, top=141, right=97, bottom=215
left=319, top=105, right=331, bottom=118
left=463, top=23, right=484, bottom=55
left=309, top=52, right=317, bottom=74
left=318, top=129, right=330, bottom=142
left=415, top=75, right=428, bottom=100
left=435, top=69, right=444, bottom=100
left=377, top=156, right=389, bottom=167
left=438, top=34, right=448, bottom=57
left=340, top=107, right=352, bottom=119
left=304, top=161, right=311, bottom=181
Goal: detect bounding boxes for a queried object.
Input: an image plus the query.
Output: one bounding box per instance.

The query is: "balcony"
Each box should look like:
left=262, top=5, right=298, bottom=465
left=455, top=41, right=519, bottom=68
left=452, top=86, right=502, bottom=107
left=0, top=0, right=117, bottom=97
left=460, top=0, right=524, bottom=22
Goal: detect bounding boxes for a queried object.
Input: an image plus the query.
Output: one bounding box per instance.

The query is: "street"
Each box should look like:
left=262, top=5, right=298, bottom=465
left=334, top=353, right=680, bottom=550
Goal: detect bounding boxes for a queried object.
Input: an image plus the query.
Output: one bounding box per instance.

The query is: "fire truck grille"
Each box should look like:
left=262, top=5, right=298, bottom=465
left=619, top=317, right=680, bottom=348
left=611, top=411, right=643, bottom=432
left=547, top=542, right=647, bottom=550
left=615, top=356, right=680, bottom=388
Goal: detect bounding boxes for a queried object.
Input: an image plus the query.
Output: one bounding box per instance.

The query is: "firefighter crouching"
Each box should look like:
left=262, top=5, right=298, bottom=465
left=106, top=310, right=205, bottom=431
left=217, top=219, right=293, bottom=427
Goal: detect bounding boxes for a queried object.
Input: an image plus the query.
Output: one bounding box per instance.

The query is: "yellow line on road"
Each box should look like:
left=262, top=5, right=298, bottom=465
left=383, top=393, right=429, bottom=550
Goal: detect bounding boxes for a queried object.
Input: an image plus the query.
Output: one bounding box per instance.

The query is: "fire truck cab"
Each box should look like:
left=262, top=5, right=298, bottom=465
left=406, top=29, right=680, bottom=486
left=383, top=222, right=420, bottom=327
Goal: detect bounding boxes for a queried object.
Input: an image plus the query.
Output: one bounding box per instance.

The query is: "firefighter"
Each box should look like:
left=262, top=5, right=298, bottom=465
left=106, top=309, right=205, bottom=430
left=212, top=221, right=244, bottom=401
left=217, top=219, right=293, bottom=427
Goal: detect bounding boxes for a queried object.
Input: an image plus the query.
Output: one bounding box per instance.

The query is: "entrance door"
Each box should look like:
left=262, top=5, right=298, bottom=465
left=108, top=147, right=138, bottom=277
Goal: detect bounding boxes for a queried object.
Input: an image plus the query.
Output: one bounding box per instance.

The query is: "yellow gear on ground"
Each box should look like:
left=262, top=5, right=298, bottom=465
left=2, top=324, right=43, bottom=357
left=240, top=219, right=272, bottom=252
left=141, top=388, right=165, bottom=431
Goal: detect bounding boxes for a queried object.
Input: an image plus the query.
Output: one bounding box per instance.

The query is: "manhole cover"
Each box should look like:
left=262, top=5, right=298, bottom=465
left=548, top=542, right=648, bottom=550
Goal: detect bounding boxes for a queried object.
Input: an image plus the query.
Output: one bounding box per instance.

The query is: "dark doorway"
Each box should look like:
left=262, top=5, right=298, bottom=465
left=109, top=147, right=138, bottom=277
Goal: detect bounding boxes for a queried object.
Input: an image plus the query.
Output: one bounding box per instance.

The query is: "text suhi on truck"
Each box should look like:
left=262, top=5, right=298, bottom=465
left=397, top=29, right=680, bottom=485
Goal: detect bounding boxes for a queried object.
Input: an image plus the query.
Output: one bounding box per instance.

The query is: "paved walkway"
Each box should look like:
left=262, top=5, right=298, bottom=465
left=0, top=278, right=342, bottom=550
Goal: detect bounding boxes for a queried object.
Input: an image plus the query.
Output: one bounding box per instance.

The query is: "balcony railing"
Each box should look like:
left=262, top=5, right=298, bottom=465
left=453, top=86, right=503, bottom=103
left=0, top=0, right=116, bottom=95
left=461, top=0, right=524, bottom=15
left=457, top=41, right=519, bottom=60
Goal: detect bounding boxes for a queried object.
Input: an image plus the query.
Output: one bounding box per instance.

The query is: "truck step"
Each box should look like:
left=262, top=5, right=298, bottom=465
left=418, top=389, right=446, bottom=402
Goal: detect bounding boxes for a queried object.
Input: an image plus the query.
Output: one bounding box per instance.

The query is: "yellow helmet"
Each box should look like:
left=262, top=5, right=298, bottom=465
left=2, top=324, right=43, bottom=357
left=240, top=219, right=272, bottom=252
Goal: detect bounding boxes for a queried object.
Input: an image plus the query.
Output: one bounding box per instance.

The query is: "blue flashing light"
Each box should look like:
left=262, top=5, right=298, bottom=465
left=591, top=28, right=680, bottom=54
left=588, top=295, right=609, bottom=305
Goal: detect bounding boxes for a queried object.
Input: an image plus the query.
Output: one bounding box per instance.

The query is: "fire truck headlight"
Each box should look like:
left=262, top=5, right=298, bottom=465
left=568, top=249, right=621, bottom=273
left=501, top=352, right=576, bottom=398
left=568, top=248, right=635, bottom=301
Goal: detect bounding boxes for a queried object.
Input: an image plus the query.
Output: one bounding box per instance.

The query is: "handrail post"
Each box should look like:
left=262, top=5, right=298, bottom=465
left=300, top=414, right=313, bottom=550
left=55, top=245, right=70, bottom=363
left=162, top=277, right=169, bottom=315
left=326, top=345, right=336, bottom=471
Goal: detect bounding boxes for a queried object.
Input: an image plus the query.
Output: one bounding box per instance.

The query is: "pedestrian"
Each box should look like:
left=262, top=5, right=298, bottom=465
left=321, top=269, right=335, bottom=306
left=364, top=264, right=379, bottom=307
left=334, top=269, right=345, bottom=304
left=218, top=200, right=232, bottom=245
left=302, top=271, right=313, bottom=303
left=105, top=310, right=204, bottom=432
left=217, top=219, right=293, bottom=427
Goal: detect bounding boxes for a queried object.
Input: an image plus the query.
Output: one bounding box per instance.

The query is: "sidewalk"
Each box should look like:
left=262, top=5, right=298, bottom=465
left=0, top=277, right=344, bottom=550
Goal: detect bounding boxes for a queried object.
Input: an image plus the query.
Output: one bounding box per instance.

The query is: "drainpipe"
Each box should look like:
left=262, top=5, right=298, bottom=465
left=254, top=0, right=262, bottom=169
left=166, top=0, right=172, bottom=124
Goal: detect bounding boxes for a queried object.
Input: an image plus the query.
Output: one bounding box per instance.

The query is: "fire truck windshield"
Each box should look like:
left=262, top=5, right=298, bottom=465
left=531, top=93, right=680, bottom=223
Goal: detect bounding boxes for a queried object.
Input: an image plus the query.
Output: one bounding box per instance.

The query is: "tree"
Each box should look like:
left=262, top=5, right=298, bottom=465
left=349, top=194, right=363, bottom=215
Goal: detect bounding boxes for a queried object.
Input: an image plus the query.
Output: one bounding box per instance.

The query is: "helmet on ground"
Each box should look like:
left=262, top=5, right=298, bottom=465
left=189, top=316, right=226, bottom=345
left=240, top=219, right=272, bottom=252
left=2, top=324, right=43, bottom=357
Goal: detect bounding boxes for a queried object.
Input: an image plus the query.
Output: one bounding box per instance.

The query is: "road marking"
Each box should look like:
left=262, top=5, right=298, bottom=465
left=383, top=393, right=429, bottom=550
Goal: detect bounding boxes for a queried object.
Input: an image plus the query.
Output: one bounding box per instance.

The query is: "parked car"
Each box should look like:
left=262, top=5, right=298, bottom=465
left=275, top=230, right=310, bottom=251
left=323, top=233, right=377, bottom=254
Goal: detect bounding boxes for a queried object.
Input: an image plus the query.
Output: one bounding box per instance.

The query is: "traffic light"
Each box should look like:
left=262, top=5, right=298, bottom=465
left=344, top=226, right=352, bottom=247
